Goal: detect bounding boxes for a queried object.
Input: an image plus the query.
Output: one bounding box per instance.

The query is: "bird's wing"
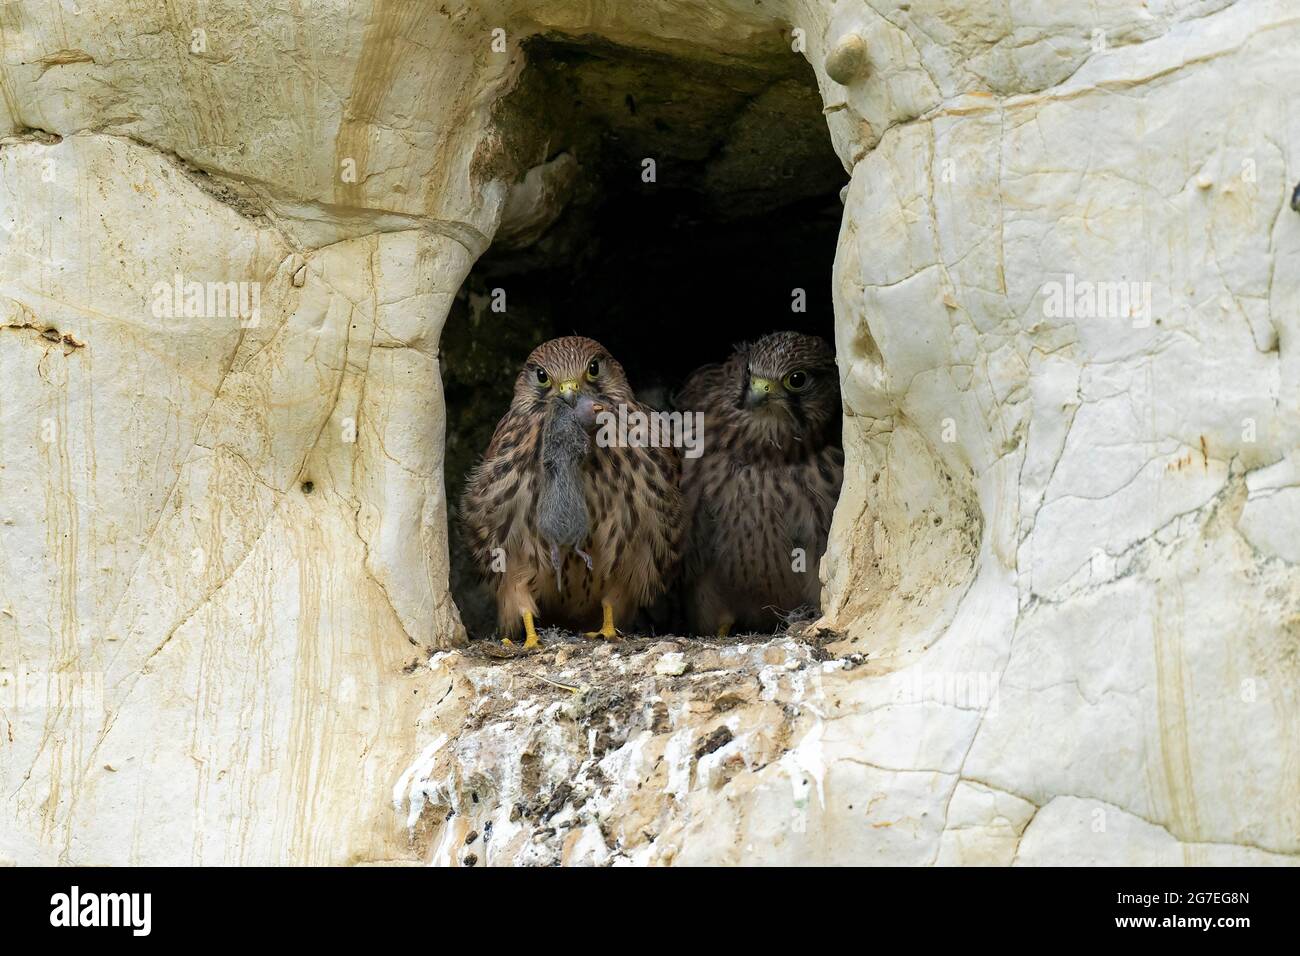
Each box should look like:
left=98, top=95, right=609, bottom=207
left=461, top=402, right=539, bottom=568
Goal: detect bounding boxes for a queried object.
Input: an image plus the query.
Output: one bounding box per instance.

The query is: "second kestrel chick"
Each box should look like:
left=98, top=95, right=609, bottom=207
left=676, top=331, right=844, bottom=635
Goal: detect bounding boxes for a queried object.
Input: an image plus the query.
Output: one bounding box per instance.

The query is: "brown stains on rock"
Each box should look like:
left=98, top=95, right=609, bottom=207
left=31, top=49, right=96, bottom=74
left=334, top=1, right=441, bottom=210
left=3, top=323, right=84, bottom=353
left=1153, top=585, right=1201, bottom=841
left=694, top=725, right=733, bottom=759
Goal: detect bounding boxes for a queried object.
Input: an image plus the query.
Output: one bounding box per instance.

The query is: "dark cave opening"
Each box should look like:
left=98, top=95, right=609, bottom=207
left=444, top=36, right=847, bottom=639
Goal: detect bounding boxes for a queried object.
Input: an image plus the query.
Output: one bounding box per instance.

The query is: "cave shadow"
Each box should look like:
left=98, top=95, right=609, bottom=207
left=443, top=36, right=847, bottom=639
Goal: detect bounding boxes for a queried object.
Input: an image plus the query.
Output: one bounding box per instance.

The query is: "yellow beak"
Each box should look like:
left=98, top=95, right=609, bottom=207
left=747, top=376, right=774, bottom=407
left=557, top=379, right=580, bottom=405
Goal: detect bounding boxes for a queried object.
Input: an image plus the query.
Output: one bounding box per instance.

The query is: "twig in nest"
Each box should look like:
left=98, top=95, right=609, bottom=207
left=537, top=674, right=582, bottom=694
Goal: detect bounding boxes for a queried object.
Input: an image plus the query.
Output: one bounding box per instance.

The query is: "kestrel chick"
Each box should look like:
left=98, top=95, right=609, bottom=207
left=462, top=336, right=683, bottom=647
left=677, top=331, right=843, bottom=635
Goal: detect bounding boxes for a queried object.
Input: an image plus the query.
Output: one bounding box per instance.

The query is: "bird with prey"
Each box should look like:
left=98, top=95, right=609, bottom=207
left=462, top=336, right=684, bottom=648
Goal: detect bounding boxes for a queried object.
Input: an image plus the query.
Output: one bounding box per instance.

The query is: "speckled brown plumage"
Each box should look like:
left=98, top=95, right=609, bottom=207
left=677, top=331, right=843, bottom=634
left=462, top=336, right=683, bottom=642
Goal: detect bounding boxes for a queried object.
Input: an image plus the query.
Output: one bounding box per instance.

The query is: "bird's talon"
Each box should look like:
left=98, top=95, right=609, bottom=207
left=585, top=601, right=618, bottom=639
left=519, top=610, right=541, bottom=650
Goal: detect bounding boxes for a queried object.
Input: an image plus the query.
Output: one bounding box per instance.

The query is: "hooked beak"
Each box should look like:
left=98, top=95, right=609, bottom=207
left=745, top=376, right=774, bottom=409
left=557, top=379, right=580, bottom=406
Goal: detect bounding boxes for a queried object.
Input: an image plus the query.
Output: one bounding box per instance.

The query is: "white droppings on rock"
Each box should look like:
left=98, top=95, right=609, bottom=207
left=654, top=651, right=688, bottom=676
left=393, top=734, right=450, bottom=830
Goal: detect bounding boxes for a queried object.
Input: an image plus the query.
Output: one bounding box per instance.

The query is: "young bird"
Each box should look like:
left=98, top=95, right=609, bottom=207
left=462, top=336, right=683, bottom=648
left=676, top=331, right=844, bottom=636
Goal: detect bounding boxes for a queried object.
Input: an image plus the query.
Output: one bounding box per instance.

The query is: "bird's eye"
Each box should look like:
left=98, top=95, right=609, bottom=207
left=535, top=367, right=550, bottom=386
left=586, top=358, right=601, bottom=380
left=784, top=370, right=809, bottom=392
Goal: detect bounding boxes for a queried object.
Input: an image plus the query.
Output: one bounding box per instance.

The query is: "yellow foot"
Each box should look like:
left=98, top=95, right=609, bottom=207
left=717, top=623, right=732, bottom=638
left=502, top=611, right=542, bottom=649
left=584, top=602, right=618, bottom=640
left=522, top=610, right=541, bottom=649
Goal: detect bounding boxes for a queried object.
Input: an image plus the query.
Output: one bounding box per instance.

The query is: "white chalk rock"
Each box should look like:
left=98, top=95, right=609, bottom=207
left=1, top=0, right=1297, bottom=866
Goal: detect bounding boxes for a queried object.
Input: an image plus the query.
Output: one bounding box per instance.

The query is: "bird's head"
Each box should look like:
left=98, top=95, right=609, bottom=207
left=517, top=335, right=633, bottom=415
left=733, top=331, right=840, bottom=450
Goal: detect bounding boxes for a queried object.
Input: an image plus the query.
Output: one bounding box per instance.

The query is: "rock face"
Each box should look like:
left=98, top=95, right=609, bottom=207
left=2, top=0, right=1298, bottom=864
left=396, top=635, right=861, bottom=866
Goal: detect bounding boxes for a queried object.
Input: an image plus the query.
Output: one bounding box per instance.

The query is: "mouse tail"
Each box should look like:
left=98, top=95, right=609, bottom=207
left=549, top=542, right=564, bottom=594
